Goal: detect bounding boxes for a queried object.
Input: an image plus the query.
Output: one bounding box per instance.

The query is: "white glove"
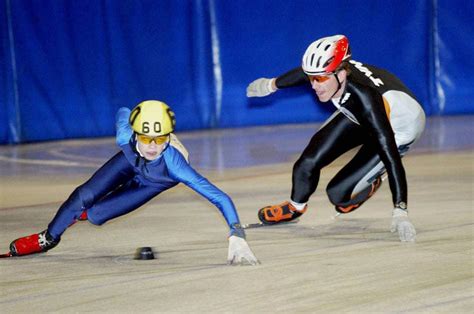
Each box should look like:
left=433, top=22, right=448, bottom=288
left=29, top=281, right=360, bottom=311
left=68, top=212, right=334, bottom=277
left=246, top=78, right=277, bottom=97
left=227, top=235, right=259, bottom=266
left=390, top=207, right=416, bottom=242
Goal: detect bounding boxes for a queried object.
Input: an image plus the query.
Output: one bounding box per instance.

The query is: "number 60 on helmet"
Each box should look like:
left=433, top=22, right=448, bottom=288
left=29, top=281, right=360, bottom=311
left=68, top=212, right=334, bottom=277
left=129, top=100, right=176, bottom=136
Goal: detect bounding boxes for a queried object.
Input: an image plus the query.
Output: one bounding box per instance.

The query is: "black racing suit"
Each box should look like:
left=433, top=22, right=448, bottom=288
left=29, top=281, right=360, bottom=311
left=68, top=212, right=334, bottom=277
left=275, top=60, right=425, bottom=210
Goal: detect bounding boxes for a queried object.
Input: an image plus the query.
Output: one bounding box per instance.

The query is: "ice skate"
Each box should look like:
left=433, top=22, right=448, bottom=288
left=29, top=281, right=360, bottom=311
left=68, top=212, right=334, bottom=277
left=258, top=201, right=307, bottom=225
left=9, top=230, right=59, bottom=256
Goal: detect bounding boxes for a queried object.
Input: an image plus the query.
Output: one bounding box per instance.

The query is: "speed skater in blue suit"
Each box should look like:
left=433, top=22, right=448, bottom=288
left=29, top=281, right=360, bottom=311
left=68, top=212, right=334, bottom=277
left=5, top=100, right=259, bottom=265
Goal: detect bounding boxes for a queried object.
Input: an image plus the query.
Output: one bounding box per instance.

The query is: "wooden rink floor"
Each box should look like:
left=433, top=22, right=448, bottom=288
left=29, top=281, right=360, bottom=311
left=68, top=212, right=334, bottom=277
left=0, top=115, right=472, bottom=313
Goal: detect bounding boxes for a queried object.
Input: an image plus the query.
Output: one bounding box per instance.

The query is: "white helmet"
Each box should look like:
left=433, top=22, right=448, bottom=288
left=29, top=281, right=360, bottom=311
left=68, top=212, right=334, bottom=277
left=302, top=35, right=351, bottom=75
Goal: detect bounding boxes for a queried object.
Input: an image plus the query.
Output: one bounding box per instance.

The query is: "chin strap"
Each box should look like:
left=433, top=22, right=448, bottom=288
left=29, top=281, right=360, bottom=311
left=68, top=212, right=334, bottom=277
left=135, top=141, right=145, bottom=158
left=330, top=72, right=343, bottom=99
left=331, top=72, right=348, bottom=104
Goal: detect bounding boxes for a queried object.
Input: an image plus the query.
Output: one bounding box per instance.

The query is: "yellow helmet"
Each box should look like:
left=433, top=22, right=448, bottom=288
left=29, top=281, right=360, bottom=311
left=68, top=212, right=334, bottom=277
left=129, top=100, right=176, bottom=136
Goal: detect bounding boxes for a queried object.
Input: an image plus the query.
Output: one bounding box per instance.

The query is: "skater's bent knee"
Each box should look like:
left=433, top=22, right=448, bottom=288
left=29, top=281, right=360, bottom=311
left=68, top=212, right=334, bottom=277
left=293, top=157, right=318, bottom=176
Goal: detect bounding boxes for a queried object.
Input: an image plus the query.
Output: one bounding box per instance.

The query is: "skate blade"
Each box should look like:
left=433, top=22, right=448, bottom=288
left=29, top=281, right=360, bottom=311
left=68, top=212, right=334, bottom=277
left=241, top=219, right=299, bottom=229
left=0, top=252, right=13, bottom=258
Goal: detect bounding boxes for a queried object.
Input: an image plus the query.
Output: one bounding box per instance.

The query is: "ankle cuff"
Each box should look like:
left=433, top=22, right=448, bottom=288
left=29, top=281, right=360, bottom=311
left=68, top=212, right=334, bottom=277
left=290, top=200, right=307, bottom=211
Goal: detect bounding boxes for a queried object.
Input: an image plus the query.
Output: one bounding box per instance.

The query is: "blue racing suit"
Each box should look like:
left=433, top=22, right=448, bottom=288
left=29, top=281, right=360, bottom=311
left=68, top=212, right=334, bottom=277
left=48, top=108, right=241, bottom=240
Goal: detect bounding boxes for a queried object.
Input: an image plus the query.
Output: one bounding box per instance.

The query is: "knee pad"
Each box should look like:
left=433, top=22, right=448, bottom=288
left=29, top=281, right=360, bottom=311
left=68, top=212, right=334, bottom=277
left=332, top=177, right=383, bottom=214
left=84, top=210, right=105, bottom=226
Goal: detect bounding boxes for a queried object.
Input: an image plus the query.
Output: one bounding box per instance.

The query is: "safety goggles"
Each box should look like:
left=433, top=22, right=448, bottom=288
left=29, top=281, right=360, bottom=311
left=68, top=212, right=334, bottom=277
left=136, top=134, right=169, bottom=145
left=308, top=74, right=331, bottom=83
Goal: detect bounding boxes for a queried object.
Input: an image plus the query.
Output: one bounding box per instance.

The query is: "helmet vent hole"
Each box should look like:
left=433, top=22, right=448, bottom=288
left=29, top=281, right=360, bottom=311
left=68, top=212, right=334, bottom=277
left=323, top=56, right=334, bottom=68
left=324, top=44, right=331, bottom=51
left=310, top=53, right=315, bottom=66
left=316, top=56, right=322, bottom=68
